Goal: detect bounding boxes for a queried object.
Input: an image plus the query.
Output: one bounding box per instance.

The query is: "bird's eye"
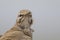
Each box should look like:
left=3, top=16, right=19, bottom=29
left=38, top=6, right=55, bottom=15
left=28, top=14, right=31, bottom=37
left=18, top=15, right=23, bottom=17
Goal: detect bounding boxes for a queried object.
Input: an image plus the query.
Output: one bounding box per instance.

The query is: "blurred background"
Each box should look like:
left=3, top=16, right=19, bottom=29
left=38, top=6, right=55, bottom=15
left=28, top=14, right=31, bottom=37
left=0, top=0, right=60, bottom=40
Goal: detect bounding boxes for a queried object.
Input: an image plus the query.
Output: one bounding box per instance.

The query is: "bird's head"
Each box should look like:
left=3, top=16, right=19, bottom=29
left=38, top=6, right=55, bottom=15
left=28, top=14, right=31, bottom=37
left=16, top=9, right=33, bottom=25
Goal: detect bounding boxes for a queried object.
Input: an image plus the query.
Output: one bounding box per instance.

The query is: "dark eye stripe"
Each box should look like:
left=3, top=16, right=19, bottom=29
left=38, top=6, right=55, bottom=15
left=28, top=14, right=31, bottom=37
left=18, top=15, right=24, bottom=17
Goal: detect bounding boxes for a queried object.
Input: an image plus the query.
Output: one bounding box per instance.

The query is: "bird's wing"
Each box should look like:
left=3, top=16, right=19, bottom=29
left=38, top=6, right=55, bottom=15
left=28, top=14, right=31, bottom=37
left=0, top=31, right=24, bottom=40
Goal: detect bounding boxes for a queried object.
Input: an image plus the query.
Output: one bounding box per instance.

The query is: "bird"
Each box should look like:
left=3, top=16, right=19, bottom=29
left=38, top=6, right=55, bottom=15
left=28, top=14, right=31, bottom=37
left=16, top=9, right=34, bottom=37
left=0, top=9, right=34, bottom=40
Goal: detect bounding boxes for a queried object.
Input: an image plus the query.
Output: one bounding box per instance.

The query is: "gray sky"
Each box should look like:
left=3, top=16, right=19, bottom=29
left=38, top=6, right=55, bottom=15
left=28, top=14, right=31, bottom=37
left=0, top=0, right=60, bottom=40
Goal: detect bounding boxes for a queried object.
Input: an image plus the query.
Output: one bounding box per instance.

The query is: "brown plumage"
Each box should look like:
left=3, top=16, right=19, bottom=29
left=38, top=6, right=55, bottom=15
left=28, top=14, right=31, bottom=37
left=0, top=9, right=34, bottom=40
